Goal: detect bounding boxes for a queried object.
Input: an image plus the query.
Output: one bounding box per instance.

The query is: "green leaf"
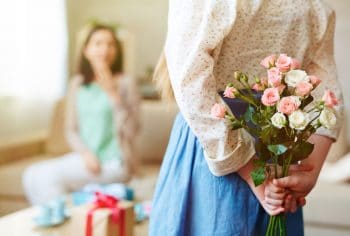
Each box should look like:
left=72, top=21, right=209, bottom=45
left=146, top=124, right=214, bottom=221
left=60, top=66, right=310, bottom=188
left=292, top=141, right=315, bottom=161
left=261, top=126, right=273, bottom=143
left=244, top=105, right=255, bottom=123
left=253, top=158, right=265, bottom=167
left=255, top=142, right=271, bottom=162
left=268, top=144, right=288, bottom=156
left=251, top=166, right=266, bottom=187
left=251, top=112, right=260, bottom=125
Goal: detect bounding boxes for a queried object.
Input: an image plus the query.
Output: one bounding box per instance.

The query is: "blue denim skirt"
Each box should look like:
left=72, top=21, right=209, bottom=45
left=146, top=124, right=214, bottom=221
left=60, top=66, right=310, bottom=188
left=149, top=112, right=304, bottom=236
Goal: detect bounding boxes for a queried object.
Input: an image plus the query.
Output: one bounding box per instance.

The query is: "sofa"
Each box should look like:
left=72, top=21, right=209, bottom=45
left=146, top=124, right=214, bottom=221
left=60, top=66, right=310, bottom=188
left=0, top=99, right=178, bottom=216
left=0, top=98, right=349, bottom=235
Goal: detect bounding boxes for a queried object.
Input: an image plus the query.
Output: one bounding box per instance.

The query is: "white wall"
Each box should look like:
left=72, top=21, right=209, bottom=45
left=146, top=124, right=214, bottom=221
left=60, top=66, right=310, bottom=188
left=66, top=0, right=168, bottom=79
left=326, top=0, right=350, bottom=142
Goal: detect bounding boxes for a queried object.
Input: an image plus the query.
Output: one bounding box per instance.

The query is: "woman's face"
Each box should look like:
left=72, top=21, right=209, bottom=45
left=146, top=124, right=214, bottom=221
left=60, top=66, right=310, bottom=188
left=84, top=29, right=117, bottom=68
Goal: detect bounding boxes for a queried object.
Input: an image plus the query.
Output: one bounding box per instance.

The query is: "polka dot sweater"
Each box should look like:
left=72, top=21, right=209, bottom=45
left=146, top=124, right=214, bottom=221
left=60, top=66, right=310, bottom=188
left=165, top=0, right=343, bottom=176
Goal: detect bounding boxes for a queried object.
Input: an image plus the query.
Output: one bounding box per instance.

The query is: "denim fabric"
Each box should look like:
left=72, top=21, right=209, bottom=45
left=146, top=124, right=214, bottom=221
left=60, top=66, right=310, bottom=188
left=149, top=113, right=304, bottom=236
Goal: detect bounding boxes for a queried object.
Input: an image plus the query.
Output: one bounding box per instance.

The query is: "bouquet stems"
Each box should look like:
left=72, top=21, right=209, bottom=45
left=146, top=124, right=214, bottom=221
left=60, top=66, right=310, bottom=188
left=266, top=214, right=287, bottom=236
left=265, top=154, right=293, bottom=236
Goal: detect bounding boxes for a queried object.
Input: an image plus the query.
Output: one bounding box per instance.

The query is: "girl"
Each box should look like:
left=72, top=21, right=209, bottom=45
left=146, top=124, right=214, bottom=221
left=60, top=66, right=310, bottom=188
left=150, top=1, right=343, bottom=235
left=23, top=23, right=140, bottom=205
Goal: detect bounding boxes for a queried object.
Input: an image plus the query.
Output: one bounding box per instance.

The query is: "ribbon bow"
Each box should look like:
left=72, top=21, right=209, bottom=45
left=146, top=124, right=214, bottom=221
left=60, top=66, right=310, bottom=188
left=86, top=192, right=125, bottom=236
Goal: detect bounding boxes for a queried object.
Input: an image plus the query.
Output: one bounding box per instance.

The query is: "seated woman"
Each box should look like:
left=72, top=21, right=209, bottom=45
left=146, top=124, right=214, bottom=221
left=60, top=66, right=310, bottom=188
left=23, top=23, right=140, bottom=205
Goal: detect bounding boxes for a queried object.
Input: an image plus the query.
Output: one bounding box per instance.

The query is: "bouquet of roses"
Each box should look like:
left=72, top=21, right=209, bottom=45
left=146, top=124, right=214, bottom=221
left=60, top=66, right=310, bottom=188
left=211, top=54, right=339, bottom=236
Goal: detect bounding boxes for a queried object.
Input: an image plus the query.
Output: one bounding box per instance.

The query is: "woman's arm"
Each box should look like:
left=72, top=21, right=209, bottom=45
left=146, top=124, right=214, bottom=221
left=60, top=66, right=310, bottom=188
left=65, top=76, right=101, bottom=175
left=116, top=75, right=141, bottom=175
left=65, top=77, right=90, bottom=153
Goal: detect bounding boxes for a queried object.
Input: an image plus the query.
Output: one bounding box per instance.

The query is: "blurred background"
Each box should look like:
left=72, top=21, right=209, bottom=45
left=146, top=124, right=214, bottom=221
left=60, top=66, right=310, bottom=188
left=0, top=0, right=168, bottom=141
left=0, top=0, right=349, bottom=235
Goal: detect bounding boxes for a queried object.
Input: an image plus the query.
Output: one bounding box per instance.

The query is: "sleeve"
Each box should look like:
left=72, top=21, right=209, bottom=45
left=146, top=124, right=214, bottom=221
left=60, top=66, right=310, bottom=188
left=165, top=0, right=256, bottom=176
left=119, top=76, right=141, bottom=138
left=64, top=77, right=93, bottom=154
left=306, top=9, right=344, bottom=141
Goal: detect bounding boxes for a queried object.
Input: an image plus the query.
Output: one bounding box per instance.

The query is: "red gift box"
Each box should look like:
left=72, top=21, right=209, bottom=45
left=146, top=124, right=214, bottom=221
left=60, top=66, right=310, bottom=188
left=72, top=192, right=134, bottom=236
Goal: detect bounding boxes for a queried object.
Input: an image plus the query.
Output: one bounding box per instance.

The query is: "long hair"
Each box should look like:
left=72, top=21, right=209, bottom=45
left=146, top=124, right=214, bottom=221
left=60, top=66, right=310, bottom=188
left=76, top=24, right=123, bottom=85
left=153, top=51, right=174, bottom=101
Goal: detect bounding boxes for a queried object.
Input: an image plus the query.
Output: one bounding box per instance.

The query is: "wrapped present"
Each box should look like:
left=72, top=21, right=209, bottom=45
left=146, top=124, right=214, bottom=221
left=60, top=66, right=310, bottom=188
left=71, top=192, right=134, bottom=236
left=72, top=184, right=134, bottom=206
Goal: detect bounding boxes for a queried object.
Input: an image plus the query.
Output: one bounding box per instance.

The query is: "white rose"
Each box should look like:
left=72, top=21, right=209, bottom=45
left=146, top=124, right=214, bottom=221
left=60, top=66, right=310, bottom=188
left=271, top=112, right=287, bottom=129
left=291, top=96, right=301, bottom=107
left=319, top=107, right=337, bottom=129
left=285, top=70, right=309, bottom=87
left=289, top=110, right=309, bottom=130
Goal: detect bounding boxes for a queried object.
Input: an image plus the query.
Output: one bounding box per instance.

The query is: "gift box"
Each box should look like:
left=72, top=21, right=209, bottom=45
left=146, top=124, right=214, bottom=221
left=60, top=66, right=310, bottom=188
left=71, top=192, right=134, bottom=236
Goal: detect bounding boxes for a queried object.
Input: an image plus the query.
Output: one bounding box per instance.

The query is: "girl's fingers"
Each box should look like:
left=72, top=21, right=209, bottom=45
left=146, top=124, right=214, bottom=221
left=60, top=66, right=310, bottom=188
left=288, top=163, right=314, bottom=173
left=284, top=195, right=293, bottom=212
left=266, top=181, right=285, bottom=193
left=297, top=197, right=306, bottom=207
left=265, top=197, right=284, bottom=207
left=263, top=202, right=285, bottom=216
left=290, top=197, right=297, bottom=213
left=265, top=190, right=285, bottom=200
left=273, top=176, right=303, bottom=189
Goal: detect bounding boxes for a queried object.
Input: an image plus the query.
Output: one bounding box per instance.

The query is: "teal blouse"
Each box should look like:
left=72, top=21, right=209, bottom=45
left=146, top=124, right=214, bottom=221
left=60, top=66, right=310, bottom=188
left=77, top=82, right=121, bottom=163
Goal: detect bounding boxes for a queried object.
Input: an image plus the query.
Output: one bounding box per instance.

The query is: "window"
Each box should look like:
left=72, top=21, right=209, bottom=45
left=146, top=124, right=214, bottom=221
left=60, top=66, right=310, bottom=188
left=0, top=0, right=68, bottom=99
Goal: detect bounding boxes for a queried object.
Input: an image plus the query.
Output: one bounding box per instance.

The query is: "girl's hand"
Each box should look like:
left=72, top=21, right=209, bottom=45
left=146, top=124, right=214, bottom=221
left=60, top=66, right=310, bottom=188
left=260, top=181, right=286, bottom=216
left=238, top=158, right=286, bottom=216
left=266, top=163, right=312, bottom=213
left=275, top=134, right=333, bottom=200
left=266, top=176, right=307, bottom=213
left=273, top=163, right=316, bottom=203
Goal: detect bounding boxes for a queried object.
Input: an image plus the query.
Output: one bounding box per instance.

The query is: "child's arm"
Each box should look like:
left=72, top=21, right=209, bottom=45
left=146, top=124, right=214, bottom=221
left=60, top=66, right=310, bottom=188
left=238, top=158, right=287, bottom=216
left=273, top=134, right=333, bottom=200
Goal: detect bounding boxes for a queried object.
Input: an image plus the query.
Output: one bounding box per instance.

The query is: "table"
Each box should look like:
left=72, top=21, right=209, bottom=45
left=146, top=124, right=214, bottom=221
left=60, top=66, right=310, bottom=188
left=0, top=206, right=149, bottom=236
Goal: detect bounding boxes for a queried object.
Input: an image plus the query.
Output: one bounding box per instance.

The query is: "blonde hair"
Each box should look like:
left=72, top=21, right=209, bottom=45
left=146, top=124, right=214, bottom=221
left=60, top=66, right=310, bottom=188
left=153, top=51, right=174, bottom=101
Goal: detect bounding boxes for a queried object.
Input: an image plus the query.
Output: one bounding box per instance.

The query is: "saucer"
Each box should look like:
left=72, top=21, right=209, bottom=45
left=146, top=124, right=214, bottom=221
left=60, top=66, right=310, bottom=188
left=33, top=209, right=70, bottom=228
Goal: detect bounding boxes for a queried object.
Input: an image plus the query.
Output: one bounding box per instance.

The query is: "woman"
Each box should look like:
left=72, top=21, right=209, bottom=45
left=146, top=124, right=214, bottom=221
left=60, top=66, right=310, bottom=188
left=23, top=23, right=140, bottom=205
left=150, top=1, right=343, bottom=235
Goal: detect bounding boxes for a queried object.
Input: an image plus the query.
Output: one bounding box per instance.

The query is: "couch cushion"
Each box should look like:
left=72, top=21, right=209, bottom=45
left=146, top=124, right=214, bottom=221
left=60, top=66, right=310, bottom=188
left=0, top=154, right=52, bottom=196
left=45, top=99, right=71, bottom=155
left=135, top=101, right=178, bottom=163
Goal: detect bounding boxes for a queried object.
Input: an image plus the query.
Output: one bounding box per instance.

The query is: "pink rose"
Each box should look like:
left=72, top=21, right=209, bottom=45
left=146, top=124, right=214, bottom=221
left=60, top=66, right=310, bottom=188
left=322, top=90, right=339, bottom=108
left=277, top=84, right=286, bottom=94
left=223, top=86, right=237, bottom=98
left=295, top=81, right=313, bottom=97
left=267, top=67, right=282, bottom=87
left=252, top=83, right=265, bottom=91
left=278, top=96, right=301, bottom=115
left=309, top=75, right=322, bottom=87
left=260, top=55, right=277, bottom=69
left=276, top=54, right=293, bottom=72
left=211, top=103, right=226, bottom=119
left=261, top=88, right=280, bottom=106
left=291, top=58, right=301, bottom=70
